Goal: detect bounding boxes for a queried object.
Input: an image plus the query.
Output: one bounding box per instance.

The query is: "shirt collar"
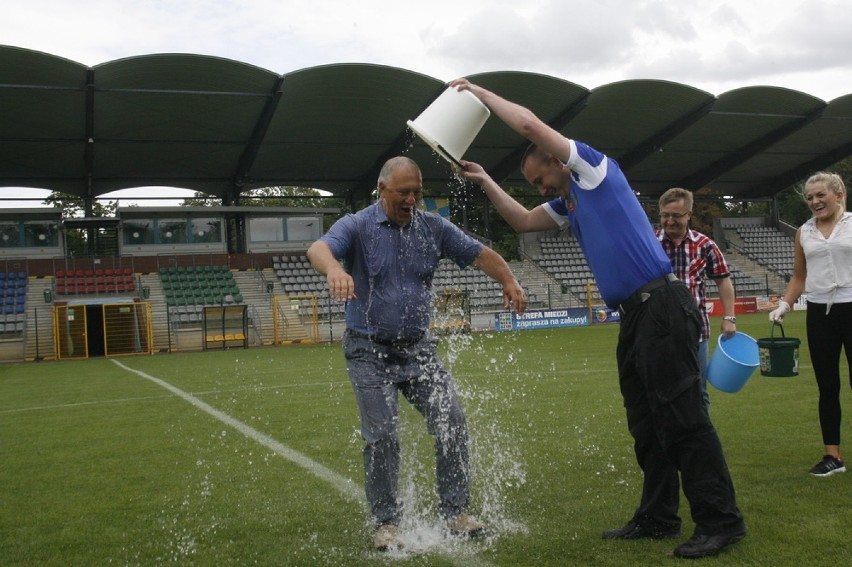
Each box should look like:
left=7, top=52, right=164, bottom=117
left=659, top=228, right=698, bottom=244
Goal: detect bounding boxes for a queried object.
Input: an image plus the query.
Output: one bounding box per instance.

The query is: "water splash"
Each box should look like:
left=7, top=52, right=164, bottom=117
left=352, top=329, right=531, bottom=560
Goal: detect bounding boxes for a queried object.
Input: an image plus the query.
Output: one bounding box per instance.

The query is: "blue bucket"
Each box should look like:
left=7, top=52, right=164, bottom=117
left=706, top=332, right=760, bottom=393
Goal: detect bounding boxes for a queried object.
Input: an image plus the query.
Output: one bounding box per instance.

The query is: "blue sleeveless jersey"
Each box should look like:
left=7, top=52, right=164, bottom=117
left=543, top=140, right=671, bottom=308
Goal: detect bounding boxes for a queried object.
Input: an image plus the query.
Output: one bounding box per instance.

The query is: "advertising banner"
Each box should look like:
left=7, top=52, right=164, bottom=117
left=495, top=307, right=591, bottom=331
left=705, top=296, right=759, bottom=316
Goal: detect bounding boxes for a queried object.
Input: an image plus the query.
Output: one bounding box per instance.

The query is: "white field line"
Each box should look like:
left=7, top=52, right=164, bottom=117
left=110, top=359, right=498, bottom=567
left=110, top=358, right=363, bottom=503
left=0, top=395, right=172, bottom=414
left=0, top=381, right=344, bottom=415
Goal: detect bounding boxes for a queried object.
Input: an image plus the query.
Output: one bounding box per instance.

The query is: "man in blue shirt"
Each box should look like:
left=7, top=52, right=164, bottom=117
left=450, top=79, right=746, bottom=560
left=307, top=156, right=527, bottom=552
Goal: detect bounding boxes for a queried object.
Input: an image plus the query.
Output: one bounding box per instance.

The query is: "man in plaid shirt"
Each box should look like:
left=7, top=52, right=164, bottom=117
left=656, top=188, right=737, bottom=409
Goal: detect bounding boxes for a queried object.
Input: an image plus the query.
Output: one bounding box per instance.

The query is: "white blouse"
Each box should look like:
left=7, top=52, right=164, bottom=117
left=800, top=211, right=852, bottom=309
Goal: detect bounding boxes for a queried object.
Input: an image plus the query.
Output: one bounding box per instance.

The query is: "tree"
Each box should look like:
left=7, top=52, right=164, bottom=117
left=43, top=192, right=119, bottom=257
left=181, top=186, right=345, bottom=230
left=181, top=186, right=342, bottom=209
left=43, top=192, right=117, bottom=218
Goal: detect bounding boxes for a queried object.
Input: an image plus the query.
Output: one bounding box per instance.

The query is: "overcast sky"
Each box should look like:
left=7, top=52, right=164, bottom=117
left=2, top=0, right=850, bottom=208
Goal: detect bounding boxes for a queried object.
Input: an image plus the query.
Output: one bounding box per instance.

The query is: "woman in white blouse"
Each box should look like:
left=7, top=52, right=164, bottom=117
left=771, top=172, right=852, bottom=477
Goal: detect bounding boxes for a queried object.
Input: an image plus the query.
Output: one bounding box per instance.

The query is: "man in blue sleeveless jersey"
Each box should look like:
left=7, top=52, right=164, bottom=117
left=450, top=79, right=746, bottom=559
left=307, top=156, right=527, bottom=551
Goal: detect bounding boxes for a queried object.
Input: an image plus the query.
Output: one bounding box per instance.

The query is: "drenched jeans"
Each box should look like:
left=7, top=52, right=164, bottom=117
left=343, top=331, right=470, bottom=526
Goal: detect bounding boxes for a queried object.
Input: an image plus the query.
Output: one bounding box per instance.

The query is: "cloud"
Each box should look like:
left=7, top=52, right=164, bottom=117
left=426, top=0, right=645, bottom=77
left=1, top=0, right=850, bottom=100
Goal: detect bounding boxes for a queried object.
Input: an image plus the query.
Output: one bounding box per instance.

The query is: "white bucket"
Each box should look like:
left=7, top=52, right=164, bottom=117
left=407, top=87, right=490, bottom=166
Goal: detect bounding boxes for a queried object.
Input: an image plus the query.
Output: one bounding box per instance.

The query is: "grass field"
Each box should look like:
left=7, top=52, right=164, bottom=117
left=1, top=312, right=849, bottom=566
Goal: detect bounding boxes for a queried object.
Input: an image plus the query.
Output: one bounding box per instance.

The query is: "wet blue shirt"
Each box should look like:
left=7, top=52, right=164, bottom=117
left=320, top=201, right=483, bottom=342
left=542, top=139, right=672, bottom=308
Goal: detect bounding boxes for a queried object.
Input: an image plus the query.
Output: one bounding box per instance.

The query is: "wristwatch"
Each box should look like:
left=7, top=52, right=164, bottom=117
left=722, top=316, right=736, bottom=323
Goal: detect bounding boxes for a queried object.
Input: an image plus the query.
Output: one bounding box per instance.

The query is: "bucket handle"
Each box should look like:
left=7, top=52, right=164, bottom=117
left=770, top=322, right=785, bottom=338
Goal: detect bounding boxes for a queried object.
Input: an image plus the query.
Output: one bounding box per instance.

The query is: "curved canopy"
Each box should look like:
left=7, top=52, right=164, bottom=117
left=1, top=45, right=851, bottom=204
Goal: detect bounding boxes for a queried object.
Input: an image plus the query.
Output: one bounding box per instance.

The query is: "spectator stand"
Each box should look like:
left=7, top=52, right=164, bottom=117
left=0, top=271, right=27, bottom=360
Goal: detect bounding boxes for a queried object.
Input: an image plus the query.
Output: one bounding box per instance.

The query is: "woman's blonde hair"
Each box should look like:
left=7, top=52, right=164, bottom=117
left=802, top=172, right=847, bottom=218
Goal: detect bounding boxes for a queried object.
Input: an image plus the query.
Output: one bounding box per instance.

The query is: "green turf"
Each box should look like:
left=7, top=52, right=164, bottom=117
left=0, top=312, right=848, bottom=566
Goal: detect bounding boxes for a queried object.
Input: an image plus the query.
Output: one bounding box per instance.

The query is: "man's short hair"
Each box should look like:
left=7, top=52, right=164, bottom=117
left=378, top=156, right=420, bottom=186
left=520, top=143, right=543, bottom=170
left=659, top=187, right=694, bottom=211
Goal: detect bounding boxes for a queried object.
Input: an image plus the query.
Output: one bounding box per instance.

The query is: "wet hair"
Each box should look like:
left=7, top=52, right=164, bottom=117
left=658, top=187, right=694, bottom=211
left=377, top=156, right=420, bottom=186
left=802, top=172, right=847, bottom=214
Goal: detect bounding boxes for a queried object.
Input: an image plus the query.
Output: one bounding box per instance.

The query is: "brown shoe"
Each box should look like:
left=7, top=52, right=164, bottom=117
left=448, top=512, right=485, bottom=537
left=374, top=524, right=402, bottom=552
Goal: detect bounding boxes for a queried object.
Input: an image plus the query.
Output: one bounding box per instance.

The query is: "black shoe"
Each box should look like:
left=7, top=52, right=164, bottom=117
left=602, top=520, right=680, bottom=540
left=809, top=455, right=846, bottom=477
left=673, top=530, right=746, bottom=559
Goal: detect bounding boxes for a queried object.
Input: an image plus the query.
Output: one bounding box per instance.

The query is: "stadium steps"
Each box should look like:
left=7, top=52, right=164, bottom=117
left=140, top=274, right=171, bottom=352
left=722, top=250, right=787, bottom=295
left=23, top=278, right=54, bottom=361
left=508, top=260, right=575, bottom=309
left=229, top=270, right=276, bottom=345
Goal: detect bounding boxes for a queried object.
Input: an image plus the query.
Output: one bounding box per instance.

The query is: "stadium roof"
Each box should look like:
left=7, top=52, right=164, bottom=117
left=2, top=45, right=851, bottom=205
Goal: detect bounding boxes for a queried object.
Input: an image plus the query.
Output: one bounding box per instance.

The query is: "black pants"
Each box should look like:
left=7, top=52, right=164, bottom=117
left=617, top=280, right=744, bottom=535
left=806, top=301, right=852, bottom=446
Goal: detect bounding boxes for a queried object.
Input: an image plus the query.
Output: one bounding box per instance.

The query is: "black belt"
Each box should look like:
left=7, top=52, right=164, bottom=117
left=346, top=329, right=424, bottom=347
left=617, top=273, right=678, bottom=316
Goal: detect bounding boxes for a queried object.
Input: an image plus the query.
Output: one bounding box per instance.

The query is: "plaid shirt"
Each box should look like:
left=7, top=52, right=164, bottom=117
left=656, top=228, right=731, bottom=341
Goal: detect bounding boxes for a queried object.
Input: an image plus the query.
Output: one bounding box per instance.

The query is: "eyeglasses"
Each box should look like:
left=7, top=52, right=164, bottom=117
left=394, top=189, right=423, bottom=200
left=659, top=211, right=690, bottom=220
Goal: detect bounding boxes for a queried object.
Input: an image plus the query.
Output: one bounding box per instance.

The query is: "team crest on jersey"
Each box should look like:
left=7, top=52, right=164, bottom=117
left=565, top=194, right=577, bottom=214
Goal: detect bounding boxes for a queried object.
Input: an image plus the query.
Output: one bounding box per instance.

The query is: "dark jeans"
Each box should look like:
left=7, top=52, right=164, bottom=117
left=617, top=280, right=744, bottom=536
left=806, top=301, right=852, bottom=446
left=343, top=331, right=470, bottom=526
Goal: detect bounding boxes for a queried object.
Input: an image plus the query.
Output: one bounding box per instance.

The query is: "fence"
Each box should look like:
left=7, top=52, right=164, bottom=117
left=53, top=301, right=153, bottom=359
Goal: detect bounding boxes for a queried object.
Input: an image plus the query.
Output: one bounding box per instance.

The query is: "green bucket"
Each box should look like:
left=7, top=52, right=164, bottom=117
left=757, top=323, right=800, bottom=377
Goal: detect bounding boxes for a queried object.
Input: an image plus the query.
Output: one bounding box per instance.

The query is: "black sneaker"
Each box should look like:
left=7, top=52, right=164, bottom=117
left=809, top=455, right=846, bottom=477
left=602, top=520, right=680, bottom=540
left=673, top=529, right=746, bottom=559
